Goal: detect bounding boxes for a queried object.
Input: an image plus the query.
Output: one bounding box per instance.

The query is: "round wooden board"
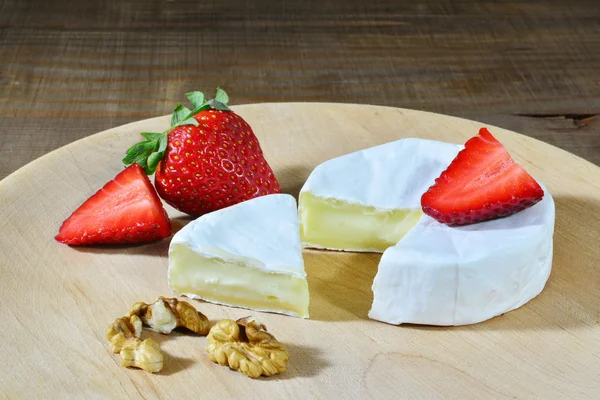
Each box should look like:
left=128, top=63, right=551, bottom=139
left=1, top=103, right=599, bottom=399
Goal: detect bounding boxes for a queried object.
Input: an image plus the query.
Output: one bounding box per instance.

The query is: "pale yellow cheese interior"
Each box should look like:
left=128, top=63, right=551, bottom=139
left=299, top=192, right=422, bottom=252
left=169, top=245, right=310, bottom=318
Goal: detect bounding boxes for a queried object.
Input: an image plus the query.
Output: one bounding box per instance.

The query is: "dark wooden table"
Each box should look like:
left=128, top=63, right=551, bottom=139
left=1, top=0, right=599, bottom=180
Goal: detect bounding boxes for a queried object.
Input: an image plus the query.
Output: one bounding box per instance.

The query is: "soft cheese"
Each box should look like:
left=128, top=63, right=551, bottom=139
left=168, top=194, right=309, bottom=318
left=299, top=138, right=461, bottom=252
left=369, top=189, right=555, bottom=326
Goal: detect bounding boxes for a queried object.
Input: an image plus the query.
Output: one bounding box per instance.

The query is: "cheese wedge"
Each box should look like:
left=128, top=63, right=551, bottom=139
left=168, top=194, right=309, bottom=318
left=369, top=188, right=555, bottom=326
left=299, top=138, right=461, bottom=252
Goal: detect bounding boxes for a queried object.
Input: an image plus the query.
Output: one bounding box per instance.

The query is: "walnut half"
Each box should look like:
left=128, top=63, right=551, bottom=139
left=119, top=337, right=164, bottom=373
left=128, top=297, right=210, bottom=335
left=106, top=315, right=163, bottom=373
left=206, top=317, right=289, bottom=378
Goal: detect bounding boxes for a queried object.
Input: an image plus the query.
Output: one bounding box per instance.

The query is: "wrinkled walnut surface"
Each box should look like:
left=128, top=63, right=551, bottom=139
left=207, top=317, right=289, bottom=378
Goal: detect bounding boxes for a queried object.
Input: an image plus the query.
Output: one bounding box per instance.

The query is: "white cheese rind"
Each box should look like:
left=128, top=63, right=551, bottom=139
left=369, top=189, right=555, bottom=326
left=169, top=194, right=305, bottom=279
left=300, top=138, right=462, bottom=210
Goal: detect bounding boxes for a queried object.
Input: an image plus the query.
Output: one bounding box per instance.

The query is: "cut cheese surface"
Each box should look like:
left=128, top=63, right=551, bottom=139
left=299, top=192, right=422, bottom=252
left=299, top=138, right=461, bottom=253
left=168, top=194, right=309, bottom=318
left=369, top=188, right=555, bottom=326
left=299, top=138, right=461, bottom=252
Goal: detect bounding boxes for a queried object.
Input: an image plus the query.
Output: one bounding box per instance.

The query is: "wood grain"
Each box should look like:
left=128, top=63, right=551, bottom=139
left=1, top=104, right=599, bottom=399
left=1, top=0, right=599, bottom=180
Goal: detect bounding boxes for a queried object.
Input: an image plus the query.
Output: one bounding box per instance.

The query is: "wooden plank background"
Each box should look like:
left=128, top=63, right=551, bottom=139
left=1, top=0, right=599, bottom=180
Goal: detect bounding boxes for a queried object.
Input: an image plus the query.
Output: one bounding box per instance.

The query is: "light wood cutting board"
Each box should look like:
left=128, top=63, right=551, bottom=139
left=1, top=103, right=599, bottom=400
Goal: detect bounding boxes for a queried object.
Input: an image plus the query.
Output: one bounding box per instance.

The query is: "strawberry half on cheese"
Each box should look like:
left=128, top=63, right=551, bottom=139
left=421, top=127, right=544, bottom=226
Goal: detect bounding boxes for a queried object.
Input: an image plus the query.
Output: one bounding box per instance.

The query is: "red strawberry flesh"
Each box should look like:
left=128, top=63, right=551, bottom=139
left=421, top=127, right=544, bottom=226
left=55, top=163, right=171, bottom=245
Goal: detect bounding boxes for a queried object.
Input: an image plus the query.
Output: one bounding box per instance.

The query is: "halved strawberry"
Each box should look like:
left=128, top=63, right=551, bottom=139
left=55, top=163, right=171, bottom=245
left=421, top=127, right=544, bottom=226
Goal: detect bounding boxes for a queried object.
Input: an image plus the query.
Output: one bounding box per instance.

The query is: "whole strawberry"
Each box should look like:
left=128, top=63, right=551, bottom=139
left=123, top=89, right=281, bottom=216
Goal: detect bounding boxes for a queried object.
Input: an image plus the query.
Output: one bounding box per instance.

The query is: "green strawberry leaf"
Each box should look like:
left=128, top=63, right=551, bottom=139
left=207, top=99, right=231, bottom=111
left=135, top=158, right=150, bottom=174
left=147, top=151, right=164, bottom=172
left=141, top=132, right=163, bottom=141
left=123, top=131, right=168, bottom=175
left=122, top=141, right=154, bottom=165
left=175, top=89, right=230, bottom=126
left=171, top=104, right=192, bottom=126
left=215, top=87, right=229, bottom=105
left=173, top=103, right=211, bottom=127
left=186, top=91, right=205, bottom=109
left=189, top=104, right=210, bottom=115
left=157, top=133, right=168, bottom=153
